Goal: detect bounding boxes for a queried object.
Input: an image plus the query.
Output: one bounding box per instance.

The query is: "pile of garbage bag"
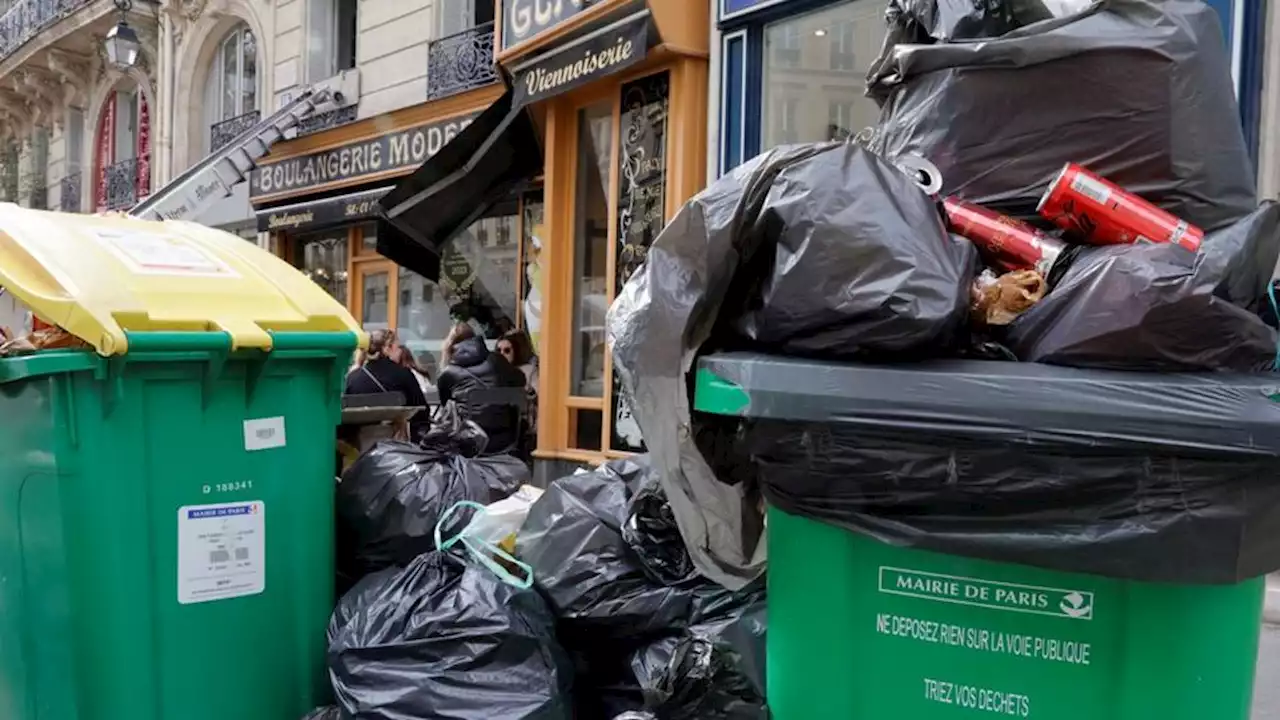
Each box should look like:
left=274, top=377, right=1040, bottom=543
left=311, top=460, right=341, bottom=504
left=324, top=417, right=762, bottom=718
left=328, top=552, right=573, bottom=720
left=335, top=426, right=529, bottom=590
left=517, top=457, right=767, bottom=719
left=608, top=0, right=1280, bottom=590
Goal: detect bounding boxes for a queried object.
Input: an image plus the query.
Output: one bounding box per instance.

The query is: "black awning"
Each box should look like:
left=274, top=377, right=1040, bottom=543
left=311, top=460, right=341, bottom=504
left=377, top=87, right=542, bottom=281
left=255, top=186, right=392, bottom=233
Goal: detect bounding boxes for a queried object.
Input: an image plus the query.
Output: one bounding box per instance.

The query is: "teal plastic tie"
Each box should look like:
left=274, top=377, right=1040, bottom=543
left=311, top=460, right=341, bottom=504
left=434, top=499, right=534, bottom=590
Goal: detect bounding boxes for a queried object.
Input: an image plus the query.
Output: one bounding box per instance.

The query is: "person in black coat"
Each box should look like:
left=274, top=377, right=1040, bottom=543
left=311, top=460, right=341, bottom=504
left=436, top=323, right=529, bottom=455
left=345, top=329, right=431, bottom=441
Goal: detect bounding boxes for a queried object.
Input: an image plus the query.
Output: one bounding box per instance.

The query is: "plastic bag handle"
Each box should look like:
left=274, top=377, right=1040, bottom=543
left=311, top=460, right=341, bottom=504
left=434, top=500, right=535, bottom=590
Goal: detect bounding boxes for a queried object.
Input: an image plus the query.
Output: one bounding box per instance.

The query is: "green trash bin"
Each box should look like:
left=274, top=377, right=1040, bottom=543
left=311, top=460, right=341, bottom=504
left=0, top=208, right=367, bottom=720
left=694, top=353, right=1268, bottom=720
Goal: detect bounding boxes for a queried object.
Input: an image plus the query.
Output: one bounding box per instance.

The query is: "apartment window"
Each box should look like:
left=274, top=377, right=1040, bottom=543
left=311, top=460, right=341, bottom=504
left=768, top=23, right=802, bottom=68
left=776, top=98, right=799, bottom=144
left=337, top=0, right=358, bottom=71
left=440, top=0, right=474, bottom=36
left=830, top=19, right=856, bottom=71
left=308, top=0, right=358, bottom=80
left=66, top=107, right=84, bottom=175
left=828, top=100, right=854, bottom=141
left=215, top=25, right=258, bottom=120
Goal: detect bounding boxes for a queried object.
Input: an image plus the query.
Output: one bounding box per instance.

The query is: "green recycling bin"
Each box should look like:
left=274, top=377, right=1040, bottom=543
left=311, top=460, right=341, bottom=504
left=0, top=207, right=367, bottom=720
left=694, top=352, right=1268, bottom=720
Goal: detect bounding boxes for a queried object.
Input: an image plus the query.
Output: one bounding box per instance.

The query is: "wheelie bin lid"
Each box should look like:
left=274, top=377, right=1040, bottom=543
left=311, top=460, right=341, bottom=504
left=0, top=205, right=366, bottom=355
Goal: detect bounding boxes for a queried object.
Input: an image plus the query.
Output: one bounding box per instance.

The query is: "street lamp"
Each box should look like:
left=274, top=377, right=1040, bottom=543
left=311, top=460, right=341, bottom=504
left=104, top=0, right=140, bottom=70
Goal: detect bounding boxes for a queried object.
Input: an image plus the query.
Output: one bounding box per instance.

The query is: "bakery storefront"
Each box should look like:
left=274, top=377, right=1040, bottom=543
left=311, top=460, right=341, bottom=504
left=250, top=85, right=537, bottom=379
left=380, top=0, right=711, bottom=477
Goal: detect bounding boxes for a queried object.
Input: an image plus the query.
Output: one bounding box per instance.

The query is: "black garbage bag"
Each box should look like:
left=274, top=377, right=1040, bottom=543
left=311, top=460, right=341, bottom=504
left=336, top=436, right=530, bottom=584
left=327, top=551, right=573, bottom=720
left=627, top=592, right=767, bottom=720
left=608, top=143, right=975, bottom=589
left=1006, top=203, right=1280, bottom=372
left=698, top=351, right=1280, bottom=584
left=300, top=708, right=341, bottom=720
left=869, top=0, right=1088, bottom=47
left=868, top=0, right=1256, bottom=233
left=732, top=143, right=976, bottom=359
left=518, top=456, right=737, bottom=642
left=623, top=476, right=697, bottom=585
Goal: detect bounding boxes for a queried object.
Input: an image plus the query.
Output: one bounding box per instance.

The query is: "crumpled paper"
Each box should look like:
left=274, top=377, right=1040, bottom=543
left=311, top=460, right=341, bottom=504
left=971, top=269, right=1046, bottom=326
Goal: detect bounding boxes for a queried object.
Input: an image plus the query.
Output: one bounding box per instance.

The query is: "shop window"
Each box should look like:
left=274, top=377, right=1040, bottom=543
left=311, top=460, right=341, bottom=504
left=520, top=191, right=545, bottom=351
left=361, top=271, right=390, bottom=331
left=294, top=229, right=349, bottom=303
left=570, top=102, right=614, bottom=399
left=610, top=72, right=670, bottom=453
left=761, top=1, right=882, bottom=151
left=391, top=213, right=519, bottom=376
left=572, top=409, right=604, bottom=452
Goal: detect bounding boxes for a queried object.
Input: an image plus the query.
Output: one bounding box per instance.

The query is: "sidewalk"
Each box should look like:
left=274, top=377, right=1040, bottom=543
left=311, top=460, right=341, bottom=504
left=1266, top=574, right=1280, bottom=625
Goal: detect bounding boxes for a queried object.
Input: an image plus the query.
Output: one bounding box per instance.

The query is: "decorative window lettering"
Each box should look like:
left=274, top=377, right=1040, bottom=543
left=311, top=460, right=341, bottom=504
left=610, top=71, right=669, bottom=453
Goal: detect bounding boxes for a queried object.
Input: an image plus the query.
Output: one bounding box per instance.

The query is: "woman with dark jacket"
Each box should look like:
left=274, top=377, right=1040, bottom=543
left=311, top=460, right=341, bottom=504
left=345, top=329, right=431, bottom=441
left=436, top=323, right=528, bottom=455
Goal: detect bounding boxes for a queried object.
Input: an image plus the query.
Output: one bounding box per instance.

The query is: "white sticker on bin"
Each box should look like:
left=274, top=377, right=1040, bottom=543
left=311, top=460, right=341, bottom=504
left=243, top=416, right=286, bottom=451
left=91, top=228, right=241, bottom=278
left=177, top=501, right=265, bottom=605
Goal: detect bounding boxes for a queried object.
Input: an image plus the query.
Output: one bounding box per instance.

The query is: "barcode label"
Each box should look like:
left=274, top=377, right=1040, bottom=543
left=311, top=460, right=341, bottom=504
left=243, top=417, right=286, bottom=451
left=1070, top=173, right=1112, bottom=205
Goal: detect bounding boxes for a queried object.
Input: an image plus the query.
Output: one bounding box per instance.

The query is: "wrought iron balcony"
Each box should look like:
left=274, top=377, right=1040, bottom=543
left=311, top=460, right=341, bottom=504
left=0, top=0, right=91, bottom=61
left=59, top=171, right=79, bottom=212
left=100, top=157, right=138, bottom=211
left=427, top=22, right=498, bottom=101
left=297, top=104, right=358, bottom=137
left=210, top=110, right=261, bottom=153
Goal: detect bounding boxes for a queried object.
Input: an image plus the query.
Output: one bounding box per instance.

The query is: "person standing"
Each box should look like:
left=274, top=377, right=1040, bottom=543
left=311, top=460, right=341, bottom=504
left=497, top=329, right=540, bottom=459
left=436, top=323, right=528, bottom=455
left=345, top=329, right=431, bottom=441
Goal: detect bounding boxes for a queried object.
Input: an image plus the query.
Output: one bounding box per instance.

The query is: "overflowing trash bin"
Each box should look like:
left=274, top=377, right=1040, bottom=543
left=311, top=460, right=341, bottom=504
left=0, top=207, right=365, bottom=720
left=604, top=2, right=1280, bottom=720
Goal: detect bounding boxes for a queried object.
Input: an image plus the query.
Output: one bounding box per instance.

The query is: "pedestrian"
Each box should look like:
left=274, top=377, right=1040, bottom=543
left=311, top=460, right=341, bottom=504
left=345, top=329, right=431, bottom=441
left=497, top=329, right=539, bottom=393
left=436, top=322, right=528, bottom=455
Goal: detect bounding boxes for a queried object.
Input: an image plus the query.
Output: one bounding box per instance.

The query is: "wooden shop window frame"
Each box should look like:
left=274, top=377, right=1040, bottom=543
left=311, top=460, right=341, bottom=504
left=538, top=53, right=707, bottom=462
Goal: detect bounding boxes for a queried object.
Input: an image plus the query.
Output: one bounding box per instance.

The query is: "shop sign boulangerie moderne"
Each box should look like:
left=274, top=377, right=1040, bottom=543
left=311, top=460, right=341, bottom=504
left=512, top=12, right=651, bottom=107
left=250, top=114, right=479, bottom=199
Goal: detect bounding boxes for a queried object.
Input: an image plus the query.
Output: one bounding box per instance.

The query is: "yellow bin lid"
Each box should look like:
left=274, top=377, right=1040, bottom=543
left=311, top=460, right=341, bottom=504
left=0, top=205, right=367, bottom=355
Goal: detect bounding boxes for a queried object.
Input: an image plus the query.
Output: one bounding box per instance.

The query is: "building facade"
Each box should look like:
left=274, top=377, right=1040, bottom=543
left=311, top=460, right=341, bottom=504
left=0, top=0, right=162, bottom=215
left=217, top=0, right=711, bottom=478
left=709, top=0, right=1269, bottom=181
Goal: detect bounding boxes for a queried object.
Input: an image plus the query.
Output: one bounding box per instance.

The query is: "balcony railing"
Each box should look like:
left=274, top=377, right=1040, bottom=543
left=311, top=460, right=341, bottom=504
left=297, top=104, right=358, bottom=137
left=100, top=157, right=138, bottom=211
left=59, top=171, right=79, bottom=212
left=0, top=0, right=91, bottom=61
left=426, top=22, right=498, bottom=101
left=210, top=110, right=260, bottom=153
